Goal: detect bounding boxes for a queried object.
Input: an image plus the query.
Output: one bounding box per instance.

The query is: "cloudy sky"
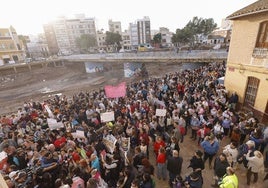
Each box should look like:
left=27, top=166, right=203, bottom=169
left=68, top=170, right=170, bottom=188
left=0, top=0, right=257, bottom=35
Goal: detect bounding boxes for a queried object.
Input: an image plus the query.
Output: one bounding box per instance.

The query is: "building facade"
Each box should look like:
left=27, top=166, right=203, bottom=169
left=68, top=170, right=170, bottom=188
left=121, top=30, right=131, bottom=50
left=96, top=30, right=106, bottom=52
left=159, top=27, right=173, bottom=47
left=129, top=16, right=151, bottom=49
left=225, top=0, right=268, bottom=122
left=26, top=34, right=49, bottom=59
left=108, top=19, right=122, bottom=34
left=137, top=16, right=151, bottom=44
left=129, top=23, right=139, bottom=49
left=0, top=26, right=25, bottom=65
left=43, top=24, right=59, bottom=55
left=43, top=14, right=97, bottom=55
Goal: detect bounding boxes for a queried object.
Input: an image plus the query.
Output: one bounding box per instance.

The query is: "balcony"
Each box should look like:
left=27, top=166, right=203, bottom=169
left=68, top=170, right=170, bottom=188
left=252, top=48, right=268, bottom=58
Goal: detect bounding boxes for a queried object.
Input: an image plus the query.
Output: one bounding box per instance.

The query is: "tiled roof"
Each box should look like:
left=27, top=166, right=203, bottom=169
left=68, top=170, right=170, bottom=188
left=227, top=0, right=268, bottom=20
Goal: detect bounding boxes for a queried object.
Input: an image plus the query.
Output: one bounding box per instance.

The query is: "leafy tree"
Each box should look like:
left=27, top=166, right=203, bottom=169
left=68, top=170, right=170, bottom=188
left=76, top=34, right=97, bottom=52
left=153, top=33, right=162, bottom=44
left=202, top=18, right=217, bottom=35
left=172, top=17, right=217, bottom=46
left=105, top=31, right=122, bottom=46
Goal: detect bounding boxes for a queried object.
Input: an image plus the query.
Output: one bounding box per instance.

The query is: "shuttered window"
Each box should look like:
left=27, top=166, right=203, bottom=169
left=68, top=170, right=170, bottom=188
left=244, top=77, right=259, bottom=107
left=256, top=21, right=268, bottom=48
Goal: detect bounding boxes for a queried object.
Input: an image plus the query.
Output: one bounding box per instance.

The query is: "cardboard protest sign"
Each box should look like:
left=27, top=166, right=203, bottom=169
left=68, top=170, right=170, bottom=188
left=71, top=130, right=86, bottom=139
left=47, top=118, right=64, bottom=130
left=100, top=111, right=115, bottom=123
left=156, top=109, right=167, bottom=116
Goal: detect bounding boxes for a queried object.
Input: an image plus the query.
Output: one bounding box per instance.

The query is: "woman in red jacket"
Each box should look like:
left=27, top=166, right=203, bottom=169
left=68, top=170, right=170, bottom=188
left=157, top=147, right=167, bottom=180
left=153, top=135, right=166, bottom=159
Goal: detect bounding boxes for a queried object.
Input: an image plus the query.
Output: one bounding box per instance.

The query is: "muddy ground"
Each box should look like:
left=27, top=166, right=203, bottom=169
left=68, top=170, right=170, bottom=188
left=0, top=61, right=198, bottom=115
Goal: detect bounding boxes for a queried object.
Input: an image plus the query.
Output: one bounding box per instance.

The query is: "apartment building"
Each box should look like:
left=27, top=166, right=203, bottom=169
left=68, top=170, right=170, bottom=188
left=108, top=19, right=122, bottom=34
left=159, top=27, right=173, bottom=47
left=96, top=30, right=106, bottom=52
left=129, top=16, right=151, bottom=49
left=129, top=23, right=139, bottom=49
left=137, top=16, right=151, bottom=44
left=121, top=30, right=131, bottom=50
left=43, top=14, right=97, bottom=55
left=26, top=34, right=49, bottom=59
left=43, top=24, right=59, bottom=55
left=0, top=26, right=25, bottom=65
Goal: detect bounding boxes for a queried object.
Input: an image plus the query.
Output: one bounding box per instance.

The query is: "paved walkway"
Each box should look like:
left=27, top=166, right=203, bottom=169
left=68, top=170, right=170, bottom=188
left=148, top=133, right=266, bottom=188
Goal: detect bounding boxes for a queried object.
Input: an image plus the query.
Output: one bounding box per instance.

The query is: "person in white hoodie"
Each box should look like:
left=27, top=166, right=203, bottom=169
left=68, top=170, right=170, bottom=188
left=245, top=150, right=264, bottom=186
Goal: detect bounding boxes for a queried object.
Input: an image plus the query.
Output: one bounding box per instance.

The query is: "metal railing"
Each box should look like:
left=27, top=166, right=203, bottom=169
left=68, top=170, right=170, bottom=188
left=252, top=48, right=268, bottom=58
left=62, top=50, right=228, bottom=61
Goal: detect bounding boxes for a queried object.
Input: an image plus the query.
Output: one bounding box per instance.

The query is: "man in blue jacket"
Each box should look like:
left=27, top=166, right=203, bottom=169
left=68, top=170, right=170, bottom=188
left=201, top=134, right=219, bottom=169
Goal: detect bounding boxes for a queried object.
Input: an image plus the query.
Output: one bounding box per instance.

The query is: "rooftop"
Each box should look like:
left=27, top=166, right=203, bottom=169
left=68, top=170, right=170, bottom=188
left=227, top=0, right=268, bottom=20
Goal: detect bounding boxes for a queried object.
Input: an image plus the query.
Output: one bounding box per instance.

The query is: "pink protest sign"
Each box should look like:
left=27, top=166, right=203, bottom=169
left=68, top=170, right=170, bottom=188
left=104, top=82, right=126, bottom=98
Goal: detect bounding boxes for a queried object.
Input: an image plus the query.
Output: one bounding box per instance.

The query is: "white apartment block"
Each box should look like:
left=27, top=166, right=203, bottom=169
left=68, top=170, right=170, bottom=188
left=159, top=27, right=173, bottom=47
left=44, top=14, right=97, bottom=55
left=27, top=34, right=49, bottom=58
left=129, top=23, right=139, bottom=49
left=137, top=16, right=151, bottom=44
left=53, top=18, right=72, bottom=55
left=128, top=16, right=151, bottom=49
left=108, top=19, right=122, bottom=34
left=96, top=30, right=106, bottom=50
left=121, top=30, right=131, bottom=50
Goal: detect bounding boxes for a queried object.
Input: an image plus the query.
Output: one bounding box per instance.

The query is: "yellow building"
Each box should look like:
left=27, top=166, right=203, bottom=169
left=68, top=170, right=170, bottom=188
left=0, top=26, right=25, bottom=65
left=225, top=0, right=268, bottom=123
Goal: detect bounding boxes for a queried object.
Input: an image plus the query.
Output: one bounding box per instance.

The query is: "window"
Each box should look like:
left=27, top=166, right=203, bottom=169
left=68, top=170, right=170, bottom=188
left=256, top=21, right=268, bottom=48
left=244, top=77, right=259, bottom=107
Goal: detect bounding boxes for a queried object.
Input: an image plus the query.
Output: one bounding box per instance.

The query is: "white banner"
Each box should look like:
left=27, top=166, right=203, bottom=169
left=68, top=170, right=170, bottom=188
left=44, top=104, right=54, bottom=118
left=156, top=109, right=167, bottom=116
left=71, top=130, right=86, bottom=138
left=100, top=111, right=115, bottom=122
left=47, top=118, right=64, bottom=130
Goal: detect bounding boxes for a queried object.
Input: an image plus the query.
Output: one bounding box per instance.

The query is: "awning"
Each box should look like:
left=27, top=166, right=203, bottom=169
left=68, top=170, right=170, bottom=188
left=2, top=55, right=10, bottom=59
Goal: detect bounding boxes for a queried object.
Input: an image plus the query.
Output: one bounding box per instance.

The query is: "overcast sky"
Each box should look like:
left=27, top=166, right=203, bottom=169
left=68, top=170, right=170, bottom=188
left=0, top=0, right=257, bottom=35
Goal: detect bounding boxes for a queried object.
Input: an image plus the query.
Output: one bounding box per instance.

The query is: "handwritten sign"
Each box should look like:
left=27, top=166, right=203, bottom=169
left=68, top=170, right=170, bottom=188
left=47, top=118, right=64, bottom=130
left=100, top=111, right=115, bottom=123
left=156, top=109, right=167, bottom=116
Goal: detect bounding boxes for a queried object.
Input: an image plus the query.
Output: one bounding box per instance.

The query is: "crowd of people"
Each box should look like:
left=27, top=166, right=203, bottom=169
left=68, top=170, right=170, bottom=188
left=0, top=61, right=268, bottom=188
